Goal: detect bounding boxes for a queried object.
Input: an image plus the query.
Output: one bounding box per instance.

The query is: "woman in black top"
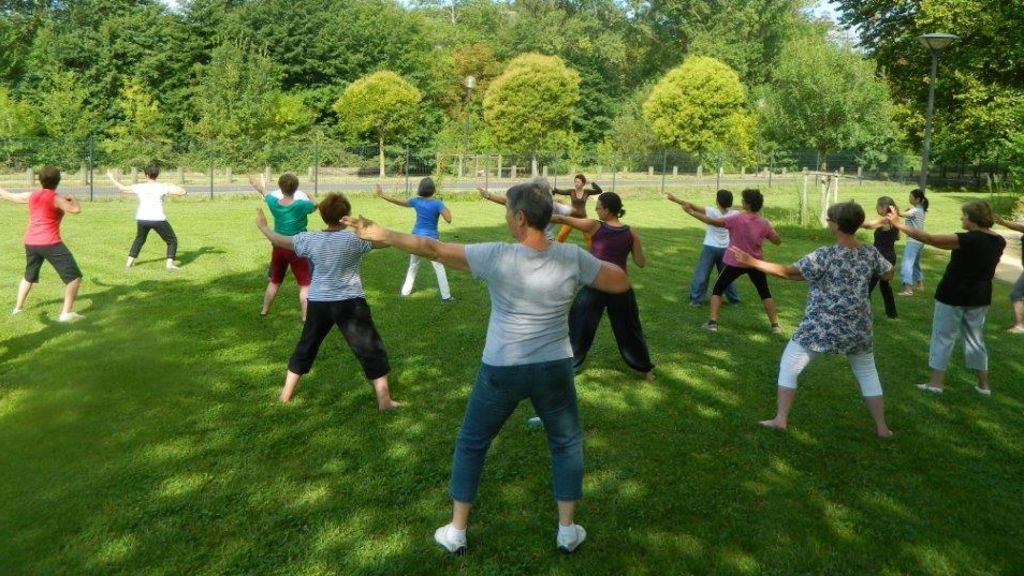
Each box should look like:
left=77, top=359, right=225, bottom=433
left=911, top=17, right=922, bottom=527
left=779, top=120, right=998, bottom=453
left=886, top=200, right=1006, bottom=396
left=861, top=196, right=899, bottom=319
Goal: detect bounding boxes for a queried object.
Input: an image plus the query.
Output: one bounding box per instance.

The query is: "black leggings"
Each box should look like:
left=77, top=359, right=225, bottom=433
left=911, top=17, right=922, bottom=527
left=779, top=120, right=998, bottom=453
left=569, top=286, right=654, bottom=373
left=712, top=265, right=772, bottom=300
left=129, top=220, right=178, bottom=259
left=869, top=252, right=898, bottom=318
left=288, top=298, right=390, bottom=380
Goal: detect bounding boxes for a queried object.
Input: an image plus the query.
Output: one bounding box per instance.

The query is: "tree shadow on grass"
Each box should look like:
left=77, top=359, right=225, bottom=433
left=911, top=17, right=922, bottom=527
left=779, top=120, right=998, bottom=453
left=1, top=222, right=1023, bottom=575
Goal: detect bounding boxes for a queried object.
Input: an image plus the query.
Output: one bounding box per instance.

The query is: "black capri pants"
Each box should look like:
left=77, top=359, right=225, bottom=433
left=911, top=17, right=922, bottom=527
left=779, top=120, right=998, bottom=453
left=129, top=220, right=178, bottom=259
left=25, top=243, right=82, bottom=284
left=712, top=264, right=772, bottom=300
left=288, top=298, right=390, bottom=380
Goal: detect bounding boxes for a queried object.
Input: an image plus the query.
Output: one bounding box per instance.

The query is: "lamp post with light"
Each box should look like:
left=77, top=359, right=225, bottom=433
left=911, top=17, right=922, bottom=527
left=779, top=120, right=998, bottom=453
left=917, top=32, right=958, bottom=191
left=460, top=75, right=476, bottom=178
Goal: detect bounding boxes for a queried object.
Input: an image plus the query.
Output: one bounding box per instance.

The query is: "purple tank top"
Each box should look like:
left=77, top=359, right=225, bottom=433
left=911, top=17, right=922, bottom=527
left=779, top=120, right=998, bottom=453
left=590, top=223, right=633, bottom=271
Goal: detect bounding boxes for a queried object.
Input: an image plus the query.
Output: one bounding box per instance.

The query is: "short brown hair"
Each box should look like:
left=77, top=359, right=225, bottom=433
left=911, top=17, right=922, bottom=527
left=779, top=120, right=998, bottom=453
left=38, top=165, right=61, bottom=189
left=826, top=201, right=865, bottom=234
left=278, top=173, right=299, bottom=196
left=962, top=200, right=994, bottom=228
left=319, top=192, right=351, bottom=224
left=574, top=173, right=586, bottom=184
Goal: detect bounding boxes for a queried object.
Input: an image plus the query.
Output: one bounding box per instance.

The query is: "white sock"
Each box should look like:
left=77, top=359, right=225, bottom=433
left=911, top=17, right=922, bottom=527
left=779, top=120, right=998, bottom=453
left=558, top=523, right=577, bottom=539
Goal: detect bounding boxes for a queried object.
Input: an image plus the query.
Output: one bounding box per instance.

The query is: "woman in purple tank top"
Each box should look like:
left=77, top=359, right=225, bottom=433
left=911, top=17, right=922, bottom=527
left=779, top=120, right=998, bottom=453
left=552, top=192, right=655, bottom=381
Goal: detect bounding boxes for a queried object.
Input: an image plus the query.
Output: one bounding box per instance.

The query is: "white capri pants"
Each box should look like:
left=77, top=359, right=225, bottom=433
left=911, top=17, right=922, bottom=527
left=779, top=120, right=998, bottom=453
left=928, top=301, right=988, bottom=372
left=401, top=254, right=451, bottom=300
left=778, top=340, right=884, bottom=397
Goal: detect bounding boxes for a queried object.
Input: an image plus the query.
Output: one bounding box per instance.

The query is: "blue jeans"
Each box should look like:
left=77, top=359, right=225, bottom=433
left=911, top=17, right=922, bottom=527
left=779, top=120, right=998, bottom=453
left=450, top=358, right=583, bottom=503
left=689, top=245, right=740, bottom=304
left=900, top=241, right=924, bottom=288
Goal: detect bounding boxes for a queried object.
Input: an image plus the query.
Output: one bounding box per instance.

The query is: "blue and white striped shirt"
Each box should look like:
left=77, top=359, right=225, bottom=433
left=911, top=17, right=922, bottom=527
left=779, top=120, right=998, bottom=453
left=292, top=230, right=373, bottom=301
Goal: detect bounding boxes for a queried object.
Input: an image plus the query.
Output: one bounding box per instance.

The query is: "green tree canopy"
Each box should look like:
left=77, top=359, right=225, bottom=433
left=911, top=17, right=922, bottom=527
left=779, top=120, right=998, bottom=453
left=642, top=56, right=751, bottom=162
left=482, top=53, right=580, bottom=170
left=333, top=70, right=422, bottom=176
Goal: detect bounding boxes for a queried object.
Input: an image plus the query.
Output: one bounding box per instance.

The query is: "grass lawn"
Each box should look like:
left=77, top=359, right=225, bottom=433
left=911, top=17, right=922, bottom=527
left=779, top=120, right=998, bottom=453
left=1, top=185, right=1023, bottom=575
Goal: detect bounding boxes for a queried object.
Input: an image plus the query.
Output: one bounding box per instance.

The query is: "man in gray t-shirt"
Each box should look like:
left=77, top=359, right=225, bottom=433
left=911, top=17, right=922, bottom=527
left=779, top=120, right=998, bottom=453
left=346, top=179, right=629, bottom=555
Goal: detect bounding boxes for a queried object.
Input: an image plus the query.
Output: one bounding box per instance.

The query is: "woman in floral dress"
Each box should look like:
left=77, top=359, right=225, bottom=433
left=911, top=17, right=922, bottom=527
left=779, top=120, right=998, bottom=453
left=730, top=201, right=895, bottom=438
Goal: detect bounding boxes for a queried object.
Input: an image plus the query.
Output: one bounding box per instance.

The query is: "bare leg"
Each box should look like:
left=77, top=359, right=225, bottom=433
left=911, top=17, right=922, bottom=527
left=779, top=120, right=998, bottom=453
left=262, top=282, right=281, bottom=316
left=15, top=279, right=33, bottom=311
left=760, top=386, right=795, bottom=429
left=976, top=369, right=989, bottom=392
left=371, top=375, right=400, bottom=411
left=280, top=370, right=301, bottom=402
left=862, top=396, right=892, bottom=437
left=61, top=278, right=81, bottom=315
left=299, top=285, right=309, bottom=322
left=708, top=294, right=723, bottom=322
left=762, top=297, right=779, bottom=326
left=451, top=500, right=471, bottom=530
left=927, top=368, right=945, bottom=390
left=557, top=500, right=576, bottom=526
left=1010, top=300, right=1024, bottom=329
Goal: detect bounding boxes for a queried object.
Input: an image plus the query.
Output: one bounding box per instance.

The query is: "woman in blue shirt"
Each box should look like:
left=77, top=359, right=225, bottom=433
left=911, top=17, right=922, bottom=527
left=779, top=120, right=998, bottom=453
left=376, top=177, right=454, bottom=301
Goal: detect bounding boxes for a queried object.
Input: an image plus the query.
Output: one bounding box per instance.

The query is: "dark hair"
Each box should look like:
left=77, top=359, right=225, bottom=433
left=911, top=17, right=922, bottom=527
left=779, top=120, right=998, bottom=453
left=144, top=160, right=160, bottom=180
left=278, top=173, right=299, bottom=196
left=910, top=188, right=929, bottom=212
left=318, top=192, right=351, bottom=224
left=741, top=188, right=764, bottom=213
left=716, top=189, right=733, bottom=209
left=506, top=178, right=553, bottom=231
left=417, top=177, right=436, bottom=197
left=827, top=201, right=865, bottom=234
left=961, top=200, right=994, bottom=228
left=876, top=196, right=900, bottom=239
left=597, top=191, right=625, bottom=218
left=38, top=165, right=61, bottom=189
left=574, top=173, right=586, bottom=184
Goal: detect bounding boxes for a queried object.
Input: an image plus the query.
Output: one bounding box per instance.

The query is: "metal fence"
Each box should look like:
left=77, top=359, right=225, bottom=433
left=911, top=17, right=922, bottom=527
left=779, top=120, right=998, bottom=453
left=0, top=137, right=1013, bottom=200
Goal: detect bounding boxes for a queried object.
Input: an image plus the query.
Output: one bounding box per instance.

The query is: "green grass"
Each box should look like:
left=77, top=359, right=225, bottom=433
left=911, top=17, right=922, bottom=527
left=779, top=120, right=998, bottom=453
left=1, top=186, right=1023, bottom=575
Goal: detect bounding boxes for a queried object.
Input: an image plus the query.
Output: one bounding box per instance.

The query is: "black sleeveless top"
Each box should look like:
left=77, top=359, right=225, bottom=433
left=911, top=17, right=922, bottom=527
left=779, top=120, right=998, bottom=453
left=873, top=226, right=898, bottom=262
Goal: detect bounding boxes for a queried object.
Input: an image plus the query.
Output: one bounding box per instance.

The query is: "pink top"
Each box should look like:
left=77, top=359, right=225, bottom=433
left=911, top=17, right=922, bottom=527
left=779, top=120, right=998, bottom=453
left=722, top=212, right=775, bottom=268
left=24, top=189, right=64, bottom=246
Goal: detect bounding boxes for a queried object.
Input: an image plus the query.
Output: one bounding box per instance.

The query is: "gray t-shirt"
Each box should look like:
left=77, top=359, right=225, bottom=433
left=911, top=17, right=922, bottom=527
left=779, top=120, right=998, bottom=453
left=465, top=241, right=603, bottom=366
left=292, top=230, right=373, bottom=302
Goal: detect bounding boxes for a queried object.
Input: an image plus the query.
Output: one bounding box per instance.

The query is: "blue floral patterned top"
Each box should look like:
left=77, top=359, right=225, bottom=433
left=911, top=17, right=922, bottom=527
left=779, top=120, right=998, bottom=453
left=792, top=244, right=893, bottom=354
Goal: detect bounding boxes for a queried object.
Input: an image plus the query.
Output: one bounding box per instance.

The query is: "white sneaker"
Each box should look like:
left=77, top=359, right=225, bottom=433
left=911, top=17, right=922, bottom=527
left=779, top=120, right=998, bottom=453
left=11, top=308, right=22, bottom=315
left=434, top=524, right=467, bottom=555
left=557, top=524, right=586, bottom=554
left=166, top=264, right=181, bottom=271
left=57, top=312, right=84, bottom=323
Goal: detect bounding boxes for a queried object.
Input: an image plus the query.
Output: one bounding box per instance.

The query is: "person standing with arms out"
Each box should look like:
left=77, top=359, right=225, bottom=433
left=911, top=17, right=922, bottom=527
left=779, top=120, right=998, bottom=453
left=887, top=200, right=1005, bottom=396
left=551, top=191, right=655, bottom=381
left=377, top=178, right=454, bottom=301
left=860, top=196, right=900, bottom=319
left=994, top=213, right=1024, bottom=334
left=682, top=188, right=782, bottom=333
left=552, top=174, right=602, bottom=245
left=345, top=179, right=629, bottom=555
left=1, top=165, right=85, bottom=322
left=665, top=189, right=741, bottom=307
left=107, top=161, right=187, bottom=270
left=255, top=193, right=400, bottom=409
left=731, top=202, right=895, bottom=438
left=897, top=188, right=928, bottom=296
left=248, top=172, right=316, bottom=321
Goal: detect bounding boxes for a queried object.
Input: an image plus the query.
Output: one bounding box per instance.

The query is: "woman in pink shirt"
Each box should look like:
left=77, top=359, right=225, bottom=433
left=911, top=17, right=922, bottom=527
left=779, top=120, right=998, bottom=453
left=0, top=165, right=84, bottom=322
left=683, top=188, right=782, bottom=333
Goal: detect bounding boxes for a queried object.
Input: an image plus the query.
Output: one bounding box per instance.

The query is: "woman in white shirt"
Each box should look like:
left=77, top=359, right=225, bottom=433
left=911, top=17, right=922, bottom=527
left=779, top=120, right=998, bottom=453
left=107, top=161, right=187, bottom=270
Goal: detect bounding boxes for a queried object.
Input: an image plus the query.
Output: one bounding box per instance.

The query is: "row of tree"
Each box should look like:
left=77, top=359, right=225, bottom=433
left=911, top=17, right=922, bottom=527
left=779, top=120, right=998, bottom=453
left=0, top=0, right=1020, bottom=180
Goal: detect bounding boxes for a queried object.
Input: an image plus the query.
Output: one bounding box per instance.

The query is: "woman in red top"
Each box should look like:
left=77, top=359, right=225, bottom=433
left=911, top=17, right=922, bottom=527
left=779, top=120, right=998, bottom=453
left=0, top=165, right=84, bottom=322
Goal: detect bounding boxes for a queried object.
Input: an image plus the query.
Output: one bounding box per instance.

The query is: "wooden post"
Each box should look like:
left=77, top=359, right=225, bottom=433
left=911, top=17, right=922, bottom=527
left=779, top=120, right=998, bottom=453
left=672, top=166, right=678, bottom=177
left=800, top=172, right=809, bottom=226
left=131, top=167, right=138, bottom=184
left=511, top=165, right=517, bottom=179
left=179, top=166, right=186, bottom=184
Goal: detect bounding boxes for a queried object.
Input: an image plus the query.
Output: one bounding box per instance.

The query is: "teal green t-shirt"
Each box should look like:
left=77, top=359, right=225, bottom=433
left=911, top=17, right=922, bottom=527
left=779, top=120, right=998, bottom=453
left=266, top=194, right=316, bottom=236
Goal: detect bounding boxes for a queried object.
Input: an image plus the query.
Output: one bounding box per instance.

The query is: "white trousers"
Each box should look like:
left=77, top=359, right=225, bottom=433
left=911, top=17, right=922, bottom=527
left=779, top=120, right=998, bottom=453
left=778, top=340, right=884, bottom=397
left=401, top=254, right=451, bottom=300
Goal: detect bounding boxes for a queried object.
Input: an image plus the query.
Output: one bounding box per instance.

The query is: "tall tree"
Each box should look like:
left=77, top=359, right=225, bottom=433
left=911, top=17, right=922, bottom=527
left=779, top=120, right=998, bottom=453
left=333, top=70, right=422, bottom=177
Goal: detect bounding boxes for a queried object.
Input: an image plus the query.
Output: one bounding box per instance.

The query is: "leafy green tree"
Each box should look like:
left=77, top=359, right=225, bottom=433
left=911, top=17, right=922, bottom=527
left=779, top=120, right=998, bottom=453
left=101, top=80, right=169, bottom=165
left=642, top=56, right=751, bottom=163
left=333, top=70, right=422, bottom=177
left=482, top=53, right=580, bottom=173
left=758, top=35, right=897, bottom=170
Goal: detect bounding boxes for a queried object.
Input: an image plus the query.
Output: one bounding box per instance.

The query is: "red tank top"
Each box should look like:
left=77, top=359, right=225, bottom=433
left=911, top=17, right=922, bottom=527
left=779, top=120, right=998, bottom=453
left=24, top=189, right=63, bottom=246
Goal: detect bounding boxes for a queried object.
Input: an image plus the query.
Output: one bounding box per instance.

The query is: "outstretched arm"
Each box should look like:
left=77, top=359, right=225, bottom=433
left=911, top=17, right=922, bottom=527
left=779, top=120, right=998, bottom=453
left=478, top=187, right=507, bottom=206
left=885, top=208, right=959, bottom=250
left=255, top=209, right=294, bottom=250
left=684, top=205, right=725, bottom=227
left=0, top=187, right=31, bottom=203
left=995, top=214, right=1024, bottom=233
left=343, top=215, right=469, bottom=271
left=375, top=185, right=411, bottom=207
left=729, top=246, right=803, bottom=281
left=166, top=184, right=187, bottom=196
left=106, top=170, right=134, bottom=194
left=550, top=213, right=601, bottom=234
left=631, top=229, right=646, bottom=268
left=247, top=173, right=268, bottom=197
left=860, top=218, right=889, bottom=230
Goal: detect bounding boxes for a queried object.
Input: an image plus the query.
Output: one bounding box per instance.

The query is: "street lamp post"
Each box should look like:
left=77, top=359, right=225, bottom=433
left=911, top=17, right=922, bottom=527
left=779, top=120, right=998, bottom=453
left=917, top=32, right=958, bottom=191
left=460, top=75, right=476, bottom=178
